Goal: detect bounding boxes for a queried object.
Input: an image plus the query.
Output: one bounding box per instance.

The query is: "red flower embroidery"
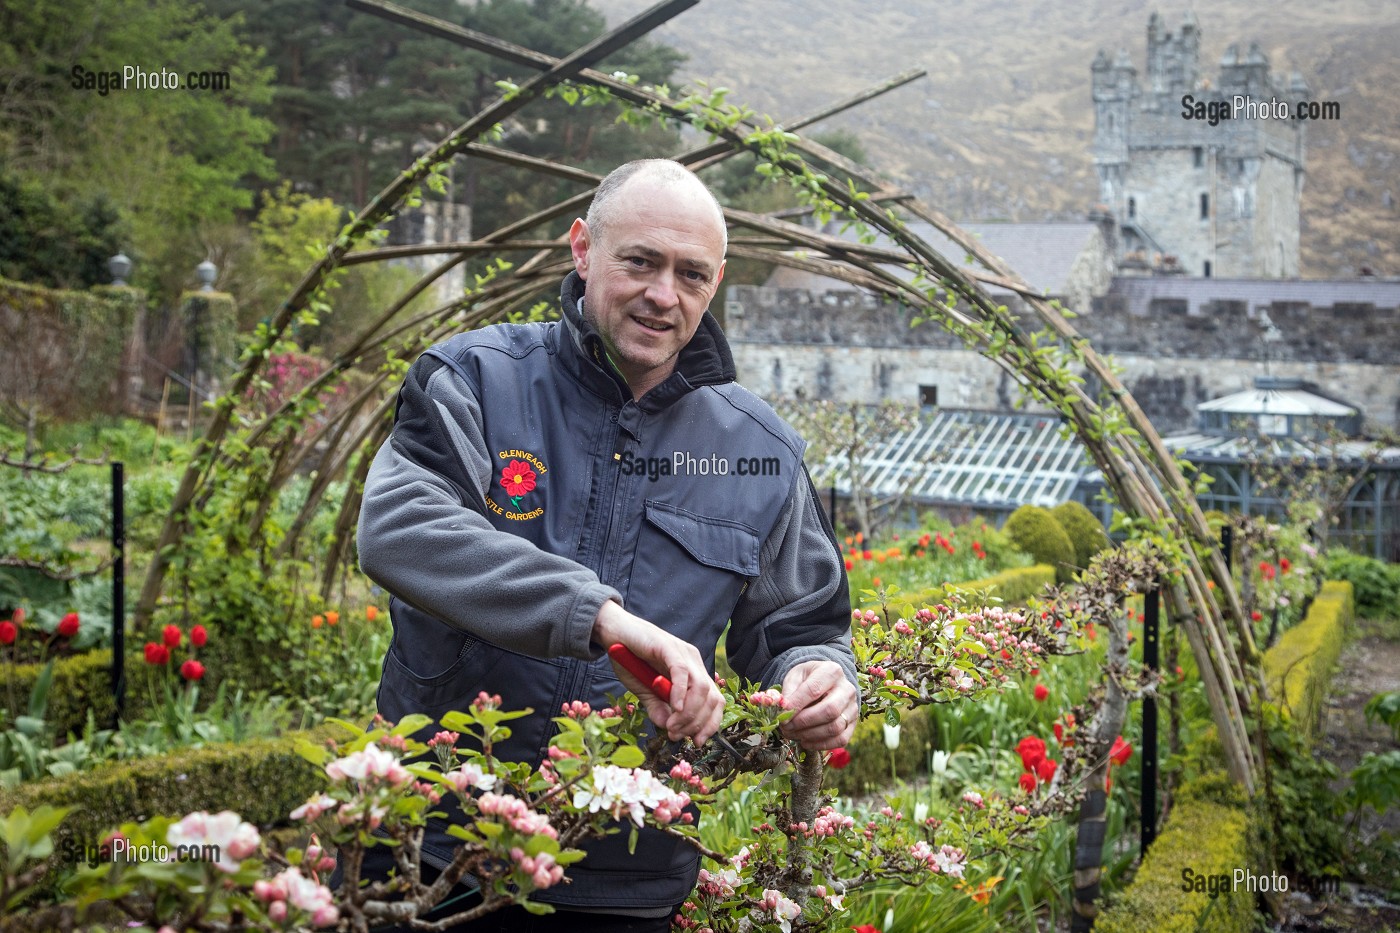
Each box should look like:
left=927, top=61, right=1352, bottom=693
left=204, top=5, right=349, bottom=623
left=500, top=460, right=537, bottom=508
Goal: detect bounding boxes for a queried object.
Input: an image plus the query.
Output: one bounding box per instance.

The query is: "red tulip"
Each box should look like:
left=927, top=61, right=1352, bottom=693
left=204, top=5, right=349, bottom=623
left=0, top=621, right=16, bottom=645
left=1016, top=735, right=1047, bottom=771
left=144, top=642, right=170, bottom=665
left=1034, top=757, right=1058, bottom=783
left=853, top=926, right=881, bottom=933
left=9, top=608, right=24, bottom=626
left=827, top=747, right=851, bottom=770
left=1018, top=771, right=1037, bottom=793
left=57, top=612, right=80, bottom=638
left=1033, top=683, right=1049, bottom=702
left=191, top=625, right=208, bottom=647
left=162, top=624, right=182, bottom=648
left=180, top=659, right=206, bottom=681
left=1110, top=736, right=1133, bottom=767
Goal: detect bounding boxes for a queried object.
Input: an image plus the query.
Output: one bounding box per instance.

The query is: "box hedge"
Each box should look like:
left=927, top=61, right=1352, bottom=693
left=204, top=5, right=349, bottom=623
left=0, top=649, right=146, bottom=737
left=1262, top=580, right=1353, bottom=738
left=1099, top=581, right=1356, bottom=930
left=1050, top=500, right=1109, bottom=572
left=1096, top=772, right=1255, bottom=933
left=0, top=728, right=331, bottom=888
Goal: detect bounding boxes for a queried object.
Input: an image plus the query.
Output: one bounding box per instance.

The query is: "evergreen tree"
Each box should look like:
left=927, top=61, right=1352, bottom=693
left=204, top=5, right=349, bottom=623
left=199, top=0, right=684, bottom=234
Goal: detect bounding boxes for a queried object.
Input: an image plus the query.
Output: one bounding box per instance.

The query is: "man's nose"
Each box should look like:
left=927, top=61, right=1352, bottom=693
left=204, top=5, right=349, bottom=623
left=644, top=268, right=679, bottom=309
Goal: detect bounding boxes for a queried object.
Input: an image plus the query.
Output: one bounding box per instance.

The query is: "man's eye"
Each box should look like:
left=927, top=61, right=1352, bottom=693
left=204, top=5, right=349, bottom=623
left=627, top=256, right=648, bottom=267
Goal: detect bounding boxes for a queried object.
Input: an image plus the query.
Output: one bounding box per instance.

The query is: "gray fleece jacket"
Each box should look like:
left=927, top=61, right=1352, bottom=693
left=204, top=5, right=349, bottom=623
left=356, top=271, right=855, bottom=910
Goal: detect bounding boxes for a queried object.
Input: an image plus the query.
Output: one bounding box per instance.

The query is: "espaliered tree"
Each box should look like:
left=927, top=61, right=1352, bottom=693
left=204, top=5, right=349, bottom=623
left=134, top=0, right=1259, bottom=803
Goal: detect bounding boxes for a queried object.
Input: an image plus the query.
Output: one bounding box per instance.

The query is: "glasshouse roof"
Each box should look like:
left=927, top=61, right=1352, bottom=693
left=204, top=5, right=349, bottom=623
left=820, top=409, right=1095, bottom=509
left=1196, top=386, right=1357, bottom=418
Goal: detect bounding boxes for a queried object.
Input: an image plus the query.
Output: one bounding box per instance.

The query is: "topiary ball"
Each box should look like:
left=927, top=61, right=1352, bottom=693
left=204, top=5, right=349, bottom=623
left=1051, top=500, right=1109, bottom=573
left=1002, top=505, right=1077, bottom=584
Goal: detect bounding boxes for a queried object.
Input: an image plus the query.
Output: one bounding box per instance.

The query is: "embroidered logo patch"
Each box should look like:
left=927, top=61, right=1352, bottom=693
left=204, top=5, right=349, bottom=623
left=487, top=449, right=547, bottom=521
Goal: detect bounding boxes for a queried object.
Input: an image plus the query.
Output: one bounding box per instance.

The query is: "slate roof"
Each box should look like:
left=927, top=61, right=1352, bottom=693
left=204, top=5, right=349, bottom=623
left=763, top=221, right=1103, bottom=300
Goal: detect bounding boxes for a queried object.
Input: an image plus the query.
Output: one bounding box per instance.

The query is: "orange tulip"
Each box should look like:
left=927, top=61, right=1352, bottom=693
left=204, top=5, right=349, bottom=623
left=326, top=611, right=340, bottom=626
left=366, top=606, right=380, bottom=622
left=311, top=614, right=324, bottom=628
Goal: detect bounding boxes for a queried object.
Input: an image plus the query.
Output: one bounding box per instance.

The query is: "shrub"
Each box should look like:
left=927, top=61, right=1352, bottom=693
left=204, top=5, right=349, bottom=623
left=1050, top=501, right=1109, bottom=572
left=0, top=728, right=329, bottom=890
left=1324, top=548, right=1400, bottom=620
left=1262, top=580, right=1353, bottom=737
left=1002, top=506, right=1076, bottom=584
left=1096, top=772, right=1255, bottom=933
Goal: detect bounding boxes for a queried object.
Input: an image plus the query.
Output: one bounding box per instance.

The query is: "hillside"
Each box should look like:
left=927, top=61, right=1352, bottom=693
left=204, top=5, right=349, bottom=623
left=590, top=0, right=1399, bottom=277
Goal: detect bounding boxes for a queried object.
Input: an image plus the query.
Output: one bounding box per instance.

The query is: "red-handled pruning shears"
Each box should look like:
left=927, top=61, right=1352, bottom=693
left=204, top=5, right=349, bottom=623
left=607, top=643, right=745, bottom=761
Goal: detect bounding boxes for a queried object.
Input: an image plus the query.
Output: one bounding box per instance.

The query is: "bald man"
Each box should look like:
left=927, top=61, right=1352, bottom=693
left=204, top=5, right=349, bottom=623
left=357, top=159, right=857, bottom=931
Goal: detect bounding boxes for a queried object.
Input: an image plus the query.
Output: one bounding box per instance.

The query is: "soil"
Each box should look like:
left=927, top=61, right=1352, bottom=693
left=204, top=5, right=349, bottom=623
left=1273, top=617, right=1400, bottom=933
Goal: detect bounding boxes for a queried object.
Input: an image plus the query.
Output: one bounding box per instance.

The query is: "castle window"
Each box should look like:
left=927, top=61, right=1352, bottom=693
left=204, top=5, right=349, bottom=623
left=1193, top=146, right=1204, bottom=167
left=1203, top=260, right=1212, bottom=278
left=1127, top=197, right=1136, bottom=218
left=918, top=385, right=938, bottom=408
left=1200, top=193, right=1210, bottom=220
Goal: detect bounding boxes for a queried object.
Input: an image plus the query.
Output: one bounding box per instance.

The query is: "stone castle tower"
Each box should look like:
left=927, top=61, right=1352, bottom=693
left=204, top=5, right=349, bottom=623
left=1091, top=13, right=1309, bottom=278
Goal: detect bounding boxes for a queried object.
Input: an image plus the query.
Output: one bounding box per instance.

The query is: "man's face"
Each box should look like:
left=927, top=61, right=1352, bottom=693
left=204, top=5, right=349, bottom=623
left=569, top=176, right=726, bottom=397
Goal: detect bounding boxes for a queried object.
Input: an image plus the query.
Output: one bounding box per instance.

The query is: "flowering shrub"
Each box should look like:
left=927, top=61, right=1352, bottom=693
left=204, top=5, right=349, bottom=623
left=1, top=548, right=1170, bottom=932
left=842, top=521, right=1030, bottom=596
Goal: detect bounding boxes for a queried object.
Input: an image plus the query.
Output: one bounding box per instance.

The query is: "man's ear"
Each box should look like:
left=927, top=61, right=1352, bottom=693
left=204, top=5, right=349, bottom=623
left=715, top=259, right=726, bottom=288
left=568, top=218, right=591, bottom=279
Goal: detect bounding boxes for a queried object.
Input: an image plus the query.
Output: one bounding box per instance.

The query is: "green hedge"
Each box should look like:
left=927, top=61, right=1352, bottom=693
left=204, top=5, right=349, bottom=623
left=1050, top=501, right=1109, bottom=572
left=0, top=277, right=145, bottom=420
left=1100, top=581, right=1356, bottom=930
left=900, top=564, right=1057, bottom=611
left=1097, top=773, right=1255, bottom=933
left=1262, top=580, right=1353, bottom=738
left=0, top=728, right=330, bottom=887
left=0, top=649, right=140, bottom=736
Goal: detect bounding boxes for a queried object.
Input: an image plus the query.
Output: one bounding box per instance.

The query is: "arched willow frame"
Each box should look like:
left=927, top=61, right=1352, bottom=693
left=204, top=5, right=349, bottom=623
left=135, top=0, right=1260, bottom=789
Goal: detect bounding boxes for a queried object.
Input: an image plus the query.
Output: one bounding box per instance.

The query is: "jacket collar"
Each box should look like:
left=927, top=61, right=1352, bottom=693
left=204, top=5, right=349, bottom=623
left=557, top=271, right=736, bottom=411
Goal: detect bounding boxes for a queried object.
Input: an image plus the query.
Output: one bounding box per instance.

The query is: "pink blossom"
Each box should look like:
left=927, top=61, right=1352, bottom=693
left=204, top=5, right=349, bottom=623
left=166, top=811, right=261, bottom=873
left=444, top=761, right=498, bottom=793
left=290, top=794, right=339, bottom=822
left=325, top=743, right=410, bottom=786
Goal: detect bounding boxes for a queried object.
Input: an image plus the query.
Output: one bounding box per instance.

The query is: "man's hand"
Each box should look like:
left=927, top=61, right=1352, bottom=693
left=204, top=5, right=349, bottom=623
left=779, top=660, right=858, bottom=751
left=593, top=600, right=724, bottom=745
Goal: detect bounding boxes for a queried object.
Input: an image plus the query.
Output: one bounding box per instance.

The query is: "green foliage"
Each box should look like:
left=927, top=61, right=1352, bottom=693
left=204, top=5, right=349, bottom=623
left=1258, top=705, right=1346, bottom=885
left=1050, top=500, right=1108, bottom=572
left=0, top=171, right=124, bottom=289
left=0, top=651, right=123, bottom=740
left=0, top=727, right=329, bottom=891
left=1348, top=750, right=1400, bottom=820
left=0, top=278, right=145, bottom=435
left=1001, top=505, right=1076, bottom=584
left=0, top=0, right=276, bottom=304
left=1365, top=691, right=1400, bottom=741
left=1324, top=547, right=1400, bottom=619
left=1262, top=580, right=1353, bottom=737
left=1095, top=773, right=1255, bottom=933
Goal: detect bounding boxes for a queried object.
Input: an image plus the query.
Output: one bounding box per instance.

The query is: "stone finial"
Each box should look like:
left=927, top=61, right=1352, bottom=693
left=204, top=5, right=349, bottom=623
left=108, top=253, right=132, bottom=286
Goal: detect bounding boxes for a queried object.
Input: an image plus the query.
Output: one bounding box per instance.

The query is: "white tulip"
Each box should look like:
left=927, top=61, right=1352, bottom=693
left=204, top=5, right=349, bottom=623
left=882, top=722, right=901, bottom=750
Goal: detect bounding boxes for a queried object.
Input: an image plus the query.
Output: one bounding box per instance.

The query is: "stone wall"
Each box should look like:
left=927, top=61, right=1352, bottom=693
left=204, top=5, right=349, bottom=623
left=726, top=280, right=1400, bottom=432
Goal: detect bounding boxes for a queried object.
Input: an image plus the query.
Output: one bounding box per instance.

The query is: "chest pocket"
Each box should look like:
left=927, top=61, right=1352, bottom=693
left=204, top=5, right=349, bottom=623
left=626, top=500, right=762, bottom=652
